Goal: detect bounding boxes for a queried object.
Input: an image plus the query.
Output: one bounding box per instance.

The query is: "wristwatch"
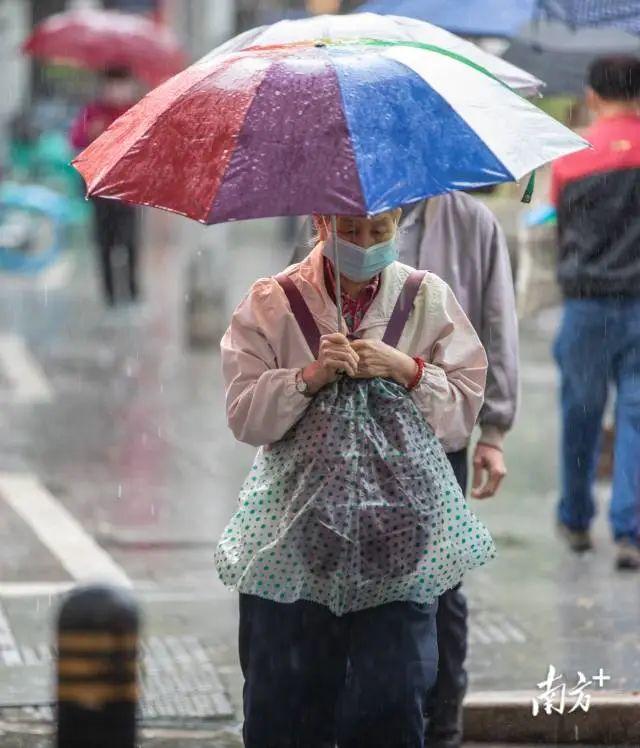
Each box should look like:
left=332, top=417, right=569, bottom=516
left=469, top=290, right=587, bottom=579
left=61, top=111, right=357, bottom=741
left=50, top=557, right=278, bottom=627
left=295, top=368, right=312, bottom=396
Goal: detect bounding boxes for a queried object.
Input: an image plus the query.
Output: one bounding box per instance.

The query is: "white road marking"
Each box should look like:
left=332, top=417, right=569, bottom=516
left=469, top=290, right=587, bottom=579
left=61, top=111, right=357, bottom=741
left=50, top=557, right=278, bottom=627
left=0, top=335, right=52, bottom=403
left=0, top=604, right=22, bottom=667
left=0, top=473, right=131, bottom=588
left=0, top=582, right=73, bottom=598
left=36, top=255, right=74, bottom=291
left=0, top=584, right=234, bottom=601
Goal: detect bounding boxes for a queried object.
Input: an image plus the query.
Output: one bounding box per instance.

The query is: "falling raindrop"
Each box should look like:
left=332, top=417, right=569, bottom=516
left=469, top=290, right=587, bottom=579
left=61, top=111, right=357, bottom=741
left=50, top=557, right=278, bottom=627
left=117, top=484, right=122, bottom=499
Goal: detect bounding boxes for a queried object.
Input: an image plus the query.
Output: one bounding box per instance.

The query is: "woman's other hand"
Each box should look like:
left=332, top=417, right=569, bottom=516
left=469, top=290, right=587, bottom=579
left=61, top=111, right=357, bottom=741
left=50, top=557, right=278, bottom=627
left=350, top=340, right=418, bottom=387
left=302, top=333, right=360, bottom=393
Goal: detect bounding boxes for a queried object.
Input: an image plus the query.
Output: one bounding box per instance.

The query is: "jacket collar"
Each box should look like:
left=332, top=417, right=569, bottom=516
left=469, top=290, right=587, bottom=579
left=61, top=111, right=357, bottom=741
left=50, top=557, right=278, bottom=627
left=294, top=243, right=408, bottom=335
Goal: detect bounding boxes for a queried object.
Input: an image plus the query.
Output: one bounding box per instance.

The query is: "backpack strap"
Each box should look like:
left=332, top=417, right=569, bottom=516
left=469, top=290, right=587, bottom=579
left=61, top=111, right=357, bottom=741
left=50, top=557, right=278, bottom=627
left=382, top=270, right=427, bottom=349
left=275, top=273, right=321, bottom=359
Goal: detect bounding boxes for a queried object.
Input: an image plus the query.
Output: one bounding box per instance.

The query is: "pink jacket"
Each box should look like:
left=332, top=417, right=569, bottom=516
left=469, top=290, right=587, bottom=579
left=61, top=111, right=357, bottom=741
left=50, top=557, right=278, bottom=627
left=69, top=102, right=129, bottom=151
left=221, top=244, right=488, bottom=451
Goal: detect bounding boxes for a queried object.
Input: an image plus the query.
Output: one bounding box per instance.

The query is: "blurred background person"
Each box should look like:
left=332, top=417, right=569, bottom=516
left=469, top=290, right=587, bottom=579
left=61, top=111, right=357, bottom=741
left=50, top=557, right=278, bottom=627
left=551, top=54, right=640, bottom=570
left=69, top=65, right=140, bottom=307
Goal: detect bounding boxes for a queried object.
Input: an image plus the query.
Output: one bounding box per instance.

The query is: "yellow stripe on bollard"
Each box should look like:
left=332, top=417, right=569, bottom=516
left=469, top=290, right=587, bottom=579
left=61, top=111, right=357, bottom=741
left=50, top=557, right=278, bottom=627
left=58, top=632, right=138, bottom=652
left=58, top=657, right=137, bottom=677
left=57, top=682, right=139, bottom=709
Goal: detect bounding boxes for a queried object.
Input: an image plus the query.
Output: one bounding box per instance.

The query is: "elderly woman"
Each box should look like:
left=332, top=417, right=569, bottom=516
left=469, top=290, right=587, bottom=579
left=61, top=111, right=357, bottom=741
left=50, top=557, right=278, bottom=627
left=217, top=208, right=494, bottom=748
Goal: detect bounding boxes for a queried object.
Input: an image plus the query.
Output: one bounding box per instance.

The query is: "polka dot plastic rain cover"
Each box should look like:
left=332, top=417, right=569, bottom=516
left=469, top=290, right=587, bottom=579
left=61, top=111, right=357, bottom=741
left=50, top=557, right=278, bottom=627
left=216, top=377, right=496, bottom=616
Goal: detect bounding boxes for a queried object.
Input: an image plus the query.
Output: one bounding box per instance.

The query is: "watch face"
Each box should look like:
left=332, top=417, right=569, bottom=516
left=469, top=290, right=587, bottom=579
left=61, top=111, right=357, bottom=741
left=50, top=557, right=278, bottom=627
left=296, top=372, right=307, bottom=393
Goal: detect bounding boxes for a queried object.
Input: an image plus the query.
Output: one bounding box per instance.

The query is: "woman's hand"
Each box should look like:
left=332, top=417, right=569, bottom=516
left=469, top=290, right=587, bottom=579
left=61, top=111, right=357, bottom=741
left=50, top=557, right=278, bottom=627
left=350, top=340, right=418, bottom=388
left=302, top=333, right=360, bottom=393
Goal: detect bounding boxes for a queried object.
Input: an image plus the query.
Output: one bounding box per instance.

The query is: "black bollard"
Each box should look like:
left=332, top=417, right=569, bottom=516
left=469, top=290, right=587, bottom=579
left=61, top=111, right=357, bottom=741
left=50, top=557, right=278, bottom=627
left=56, top=584, right=140, bottom=748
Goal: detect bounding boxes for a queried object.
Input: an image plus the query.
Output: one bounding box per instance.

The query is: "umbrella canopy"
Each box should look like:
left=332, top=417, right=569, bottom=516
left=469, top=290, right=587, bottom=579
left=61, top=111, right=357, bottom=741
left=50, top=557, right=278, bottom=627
left=210, top=12, right=543, bottom=95
left=357, top=0, right=640, bottom=37
left=356, top=0, right=537, bottom=38
left=73, top=39, right=586, bottom=225
left=23, top=9, right=187, bottom=86
left=539, top=0, right=640, bottom=35
left=504, top=21, right=640, bottom=96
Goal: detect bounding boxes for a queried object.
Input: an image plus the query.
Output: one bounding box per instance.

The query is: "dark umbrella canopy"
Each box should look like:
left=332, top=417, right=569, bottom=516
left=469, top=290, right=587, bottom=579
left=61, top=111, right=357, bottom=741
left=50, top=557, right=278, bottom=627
left=539, top=0, right=640, bottom=35
left=503, top=21, right=640, bottom=95
left=357, top=0, right=640, bottom=38
left=357, top=0, right=537, bottom=37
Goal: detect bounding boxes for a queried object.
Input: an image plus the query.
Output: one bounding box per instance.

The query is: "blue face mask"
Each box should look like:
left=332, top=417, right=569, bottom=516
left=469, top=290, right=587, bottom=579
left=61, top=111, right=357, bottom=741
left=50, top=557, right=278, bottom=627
left=322, top=234, right=398, bottom=282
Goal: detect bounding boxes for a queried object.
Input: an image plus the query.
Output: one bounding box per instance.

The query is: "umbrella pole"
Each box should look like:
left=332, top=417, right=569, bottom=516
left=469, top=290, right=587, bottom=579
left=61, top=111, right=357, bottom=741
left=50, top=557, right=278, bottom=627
left=331, top=215, right=343, bottom=333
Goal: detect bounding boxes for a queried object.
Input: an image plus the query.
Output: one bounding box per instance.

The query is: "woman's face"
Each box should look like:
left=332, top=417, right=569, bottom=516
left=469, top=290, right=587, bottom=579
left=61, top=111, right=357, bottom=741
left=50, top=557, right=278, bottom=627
left=318, top=210, right=401, bottom=249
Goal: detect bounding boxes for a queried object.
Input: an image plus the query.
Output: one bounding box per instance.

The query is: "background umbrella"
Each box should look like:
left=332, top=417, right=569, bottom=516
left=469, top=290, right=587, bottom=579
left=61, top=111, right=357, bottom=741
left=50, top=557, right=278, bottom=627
left=209, top=12, right=543, bottom=95
left=356, top=0, right=538, bottom=38
left=357, top=0, right=640, bottom=37
left=503, top=21, right=640, bottom=96
left=73, top=39, right=586, bottom=329
left=355, top=1, right=640, bottom=96
left=539, top=0, right=640, bottom=35
left=23, top=8, right=187, bottom=86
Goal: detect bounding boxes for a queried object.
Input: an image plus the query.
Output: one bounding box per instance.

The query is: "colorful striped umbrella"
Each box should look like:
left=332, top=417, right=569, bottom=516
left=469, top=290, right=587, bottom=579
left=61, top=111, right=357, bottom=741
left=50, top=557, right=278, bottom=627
left=72, top=39, right=587, bottom=225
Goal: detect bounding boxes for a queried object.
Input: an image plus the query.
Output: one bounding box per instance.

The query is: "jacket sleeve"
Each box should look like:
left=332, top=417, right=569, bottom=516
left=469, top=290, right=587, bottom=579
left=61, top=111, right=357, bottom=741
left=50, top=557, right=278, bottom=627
left=410, top=278, right=487, bottom=452
left=477, top=219, right=519, bottom=446
left=220, top=280, right=313, bottom=447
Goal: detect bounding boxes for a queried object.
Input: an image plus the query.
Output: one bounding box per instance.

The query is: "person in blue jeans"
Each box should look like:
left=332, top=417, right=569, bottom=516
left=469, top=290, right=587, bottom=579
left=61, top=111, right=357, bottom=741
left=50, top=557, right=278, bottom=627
left=554, top=299, right=640, bottom=567
left=551, top=55, right=640, bottom=569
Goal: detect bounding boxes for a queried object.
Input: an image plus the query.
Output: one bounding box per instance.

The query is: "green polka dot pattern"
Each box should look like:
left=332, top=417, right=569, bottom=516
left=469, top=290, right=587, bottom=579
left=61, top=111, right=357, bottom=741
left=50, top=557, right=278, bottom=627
left=216, top=377, right=496, bottom=616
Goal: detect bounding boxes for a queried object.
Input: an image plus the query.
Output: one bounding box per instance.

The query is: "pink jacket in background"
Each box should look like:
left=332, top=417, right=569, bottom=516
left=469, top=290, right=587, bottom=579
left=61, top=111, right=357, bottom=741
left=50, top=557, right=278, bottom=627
left=221, top=244, right=488, bottom=452
left=69, top=101, right=129, bottom=151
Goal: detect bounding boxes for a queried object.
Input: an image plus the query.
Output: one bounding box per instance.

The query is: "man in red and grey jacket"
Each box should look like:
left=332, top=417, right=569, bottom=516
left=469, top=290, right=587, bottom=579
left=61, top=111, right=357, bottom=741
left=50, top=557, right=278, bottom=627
left=551, top=55, right=640, bottom=570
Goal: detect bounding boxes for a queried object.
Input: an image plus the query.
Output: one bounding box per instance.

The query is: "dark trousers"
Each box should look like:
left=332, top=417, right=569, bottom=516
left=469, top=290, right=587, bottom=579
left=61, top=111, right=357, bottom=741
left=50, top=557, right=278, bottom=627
left=425, top=449, right=469, bottom=747
left=93, top=198, right=139, bottom=305
left=239, top=594, right=439, bottom=748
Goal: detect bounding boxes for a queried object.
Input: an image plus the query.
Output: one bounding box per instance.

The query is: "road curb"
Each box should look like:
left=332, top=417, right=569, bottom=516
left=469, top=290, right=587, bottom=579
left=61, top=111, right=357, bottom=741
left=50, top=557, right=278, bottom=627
left=464, top=690, right=640, bottom=744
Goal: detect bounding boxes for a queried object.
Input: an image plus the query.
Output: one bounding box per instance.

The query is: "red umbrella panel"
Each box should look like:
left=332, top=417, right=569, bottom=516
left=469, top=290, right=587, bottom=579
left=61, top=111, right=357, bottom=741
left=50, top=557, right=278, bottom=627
left=23, top=9, right=187, bottom=87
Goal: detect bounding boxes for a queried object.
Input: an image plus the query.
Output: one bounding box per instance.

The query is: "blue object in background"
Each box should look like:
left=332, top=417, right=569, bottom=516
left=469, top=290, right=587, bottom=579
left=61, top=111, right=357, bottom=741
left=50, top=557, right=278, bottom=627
left=524, top=203, right=557, bottom=227
left=356, top=0, right=537, bottom=37
left=0, top=183, right=70, bottom=274
left=357, top=0, right=640, bottom=37
left=539, top=0, right=640, bottom=36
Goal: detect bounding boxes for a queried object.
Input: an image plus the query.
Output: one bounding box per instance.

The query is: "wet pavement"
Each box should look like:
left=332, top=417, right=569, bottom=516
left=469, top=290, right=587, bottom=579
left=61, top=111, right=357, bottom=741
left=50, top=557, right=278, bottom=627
left=0, top=211, right=638, bottom=744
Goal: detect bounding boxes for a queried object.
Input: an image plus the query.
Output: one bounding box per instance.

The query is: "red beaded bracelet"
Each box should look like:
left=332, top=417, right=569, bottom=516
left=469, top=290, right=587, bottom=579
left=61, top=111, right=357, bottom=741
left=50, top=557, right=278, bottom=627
left=407, top=356, right=425, bottom=391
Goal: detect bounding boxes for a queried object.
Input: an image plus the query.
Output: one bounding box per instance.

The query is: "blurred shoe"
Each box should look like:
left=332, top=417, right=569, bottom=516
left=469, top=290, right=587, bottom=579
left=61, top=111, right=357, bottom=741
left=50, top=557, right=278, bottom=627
left=557, top=521, right=593, bottom=552
left=615, top=538, right=640, bottom=571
